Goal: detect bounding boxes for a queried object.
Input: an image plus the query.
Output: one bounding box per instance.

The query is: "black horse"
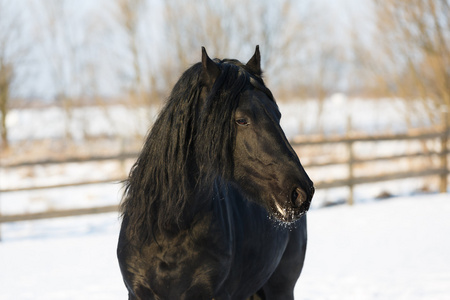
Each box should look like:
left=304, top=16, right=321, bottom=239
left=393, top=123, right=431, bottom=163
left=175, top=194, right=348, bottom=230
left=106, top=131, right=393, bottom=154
left=117, top=46, right=314, bottom=299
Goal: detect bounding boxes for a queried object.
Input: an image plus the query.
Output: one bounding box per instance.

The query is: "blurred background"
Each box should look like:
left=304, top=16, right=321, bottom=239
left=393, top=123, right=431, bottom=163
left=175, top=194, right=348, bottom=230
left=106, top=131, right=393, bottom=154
left=0, top=0, right=449, bottom=299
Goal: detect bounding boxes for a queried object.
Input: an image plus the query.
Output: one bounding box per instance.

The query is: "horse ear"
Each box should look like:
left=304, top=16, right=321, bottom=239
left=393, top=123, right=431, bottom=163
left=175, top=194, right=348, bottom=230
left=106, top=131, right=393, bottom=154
left=246, top=45, right=262, bottom=76
left=201, top=47, right=221, bottom=88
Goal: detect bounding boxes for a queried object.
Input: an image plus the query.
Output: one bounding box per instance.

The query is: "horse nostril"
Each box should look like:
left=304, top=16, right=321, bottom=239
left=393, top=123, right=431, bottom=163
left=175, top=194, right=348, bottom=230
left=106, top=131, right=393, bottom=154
left=292, top=187, right=307, bottom=207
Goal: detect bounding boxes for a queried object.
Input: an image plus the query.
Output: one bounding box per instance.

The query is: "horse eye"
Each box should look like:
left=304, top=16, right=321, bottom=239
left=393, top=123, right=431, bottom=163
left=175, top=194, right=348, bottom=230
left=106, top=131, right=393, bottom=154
left=235, top=118, right=249, bottom=126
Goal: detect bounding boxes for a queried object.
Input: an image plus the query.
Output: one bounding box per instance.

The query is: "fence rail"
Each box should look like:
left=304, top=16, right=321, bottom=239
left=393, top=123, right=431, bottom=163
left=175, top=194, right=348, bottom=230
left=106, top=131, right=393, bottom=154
left=0, top=205, right=118, bottom=223
left=0, top=127, right=448, bottom=227
left=0, top=178, right=126, bottom=193
left=2, top=152, right=140, bottom=169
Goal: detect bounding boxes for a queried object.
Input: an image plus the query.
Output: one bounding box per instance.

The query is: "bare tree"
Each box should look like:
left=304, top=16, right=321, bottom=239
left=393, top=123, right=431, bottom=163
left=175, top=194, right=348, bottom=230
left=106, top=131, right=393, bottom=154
left=113, top=0, right=146, bottom=102
left=0, top=62, right=12, bottom=148
left=32, top=0, right=113, bottom=141
left=0, top=0, right=30, bottom=149
left=108, top=0, right=326, bottom=103
left=33, top=0, right=78, bottom=140
left=160, top=0, right=317, bottom=98
left=370, top=0, right=450, bottom=125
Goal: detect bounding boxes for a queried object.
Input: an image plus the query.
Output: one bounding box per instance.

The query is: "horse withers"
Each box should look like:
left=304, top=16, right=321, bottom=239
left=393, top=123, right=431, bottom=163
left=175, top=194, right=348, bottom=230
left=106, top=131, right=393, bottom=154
left=117, top=46, right=314, bottom=299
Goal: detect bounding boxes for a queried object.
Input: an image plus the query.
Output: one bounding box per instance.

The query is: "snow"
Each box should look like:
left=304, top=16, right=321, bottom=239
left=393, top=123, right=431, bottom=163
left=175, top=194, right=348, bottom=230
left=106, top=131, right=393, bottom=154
left=5, top=98, right=433, bottom=144
left=297, top=193, right=450, bottom=300
left=6, top=105, right=158, bottom=142
left=1, top=193, right=449, bottom=299
left=0, top=213, right=126, bottom=300
left=0, top=183, right=122, bottom=215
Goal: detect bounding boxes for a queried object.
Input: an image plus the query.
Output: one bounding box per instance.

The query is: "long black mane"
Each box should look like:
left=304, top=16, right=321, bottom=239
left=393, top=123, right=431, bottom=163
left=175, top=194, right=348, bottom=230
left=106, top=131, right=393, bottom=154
left=118, top=48, right=313, bottom=299
left=120, top=59, right=265, bottom=242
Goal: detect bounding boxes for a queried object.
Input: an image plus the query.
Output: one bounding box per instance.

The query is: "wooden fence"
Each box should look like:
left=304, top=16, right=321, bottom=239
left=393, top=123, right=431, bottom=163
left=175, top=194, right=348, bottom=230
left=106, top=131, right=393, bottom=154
left=291, top=127, right=449, bottom=205
left=0, top=127, right=448, bottom=228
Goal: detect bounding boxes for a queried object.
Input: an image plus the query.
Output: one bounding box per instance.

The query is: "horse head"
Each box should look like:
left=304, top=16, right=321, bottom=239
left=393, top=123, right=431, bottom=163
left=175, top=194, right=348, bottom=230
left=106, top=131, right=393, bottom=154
left=201, top=47, right=314, bottom=224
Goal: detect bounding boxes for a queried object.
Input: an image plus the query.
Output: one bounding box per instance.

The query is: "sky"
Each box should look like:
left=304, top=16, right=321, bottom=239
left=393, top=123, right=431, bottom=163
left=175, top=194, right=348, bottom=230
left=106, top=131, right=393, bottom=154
left=2, top=0, right=375, bottom=102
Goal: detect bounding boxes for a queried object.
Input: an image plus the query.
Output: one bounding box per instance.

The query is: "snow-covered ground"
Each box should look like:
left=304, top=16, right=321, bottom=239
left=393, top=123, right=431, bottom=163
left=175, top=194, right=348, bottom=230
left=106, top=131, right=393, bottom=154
left=298, top=193, right=450, bottom=300
left=0, top=213, right=126, bottom=300
left=1, top=193, right=449, bottom=299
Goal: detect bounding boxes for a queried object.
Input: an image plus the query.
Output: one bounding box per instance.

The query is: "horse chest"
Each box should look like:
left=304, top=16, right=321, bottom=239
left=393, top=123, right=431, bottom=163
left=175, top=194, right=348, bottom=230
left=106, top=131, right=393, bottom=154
left=209, top=199, right=292, bottom=296
left=232, top=223, right=290, bottom=289
left=146, top=208, right=290, bottom=298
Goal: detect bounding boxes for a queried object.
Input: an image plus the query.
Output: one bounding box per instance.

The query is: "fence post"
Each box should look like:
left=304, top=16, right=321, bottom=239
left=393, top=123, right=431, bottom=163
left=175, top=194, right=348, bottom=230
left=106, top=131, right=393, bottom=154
left=347, top=115, right=354, bottom=205
left=440, top=108, right=449, bottom=193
